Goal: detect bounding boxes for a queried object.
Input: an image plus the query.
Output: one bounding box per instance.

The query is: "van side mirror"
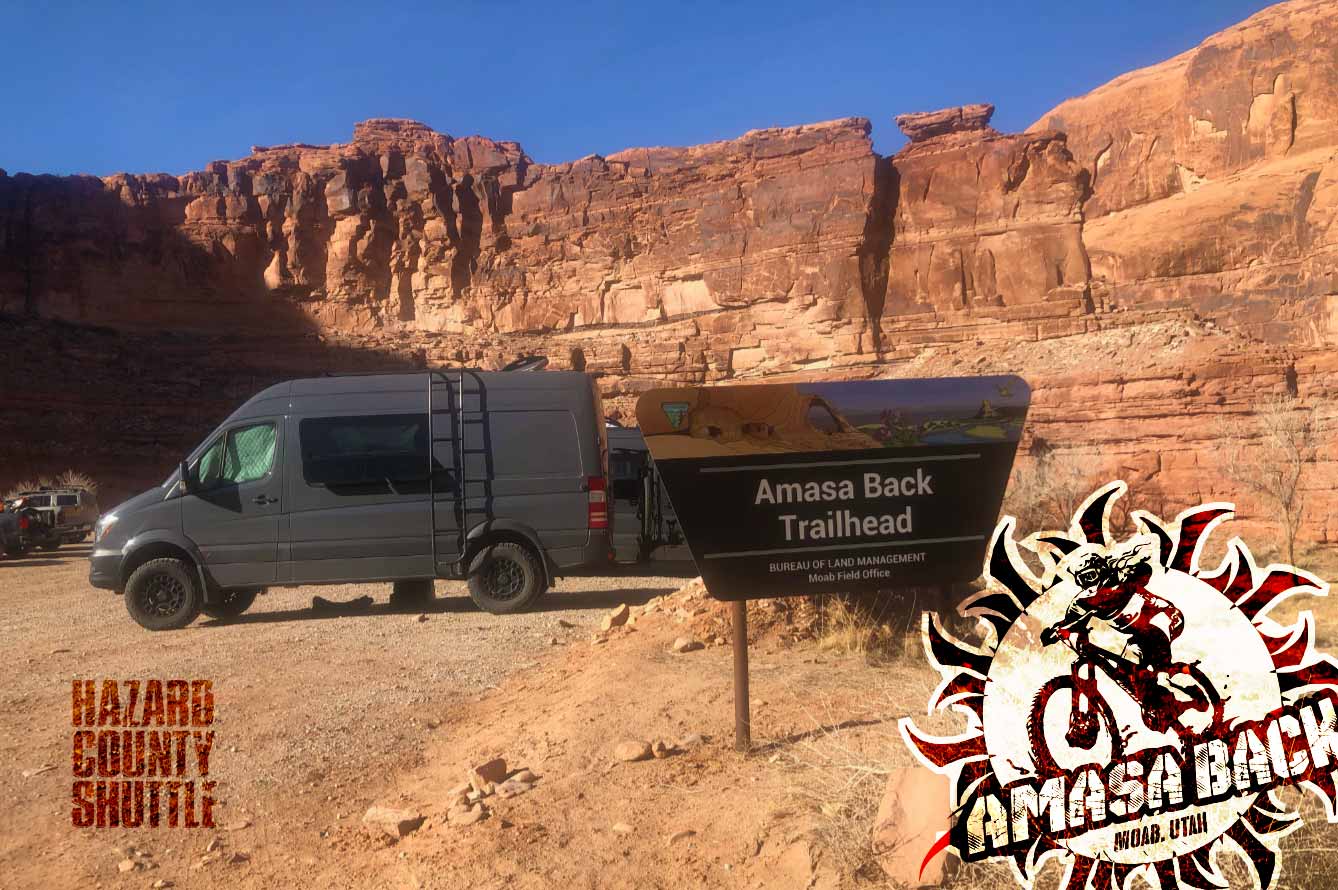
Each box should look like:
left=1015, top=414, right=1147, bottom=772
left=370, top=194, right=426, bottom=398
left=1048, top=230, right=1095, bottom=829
left=179, top=461, right=194, bottom=494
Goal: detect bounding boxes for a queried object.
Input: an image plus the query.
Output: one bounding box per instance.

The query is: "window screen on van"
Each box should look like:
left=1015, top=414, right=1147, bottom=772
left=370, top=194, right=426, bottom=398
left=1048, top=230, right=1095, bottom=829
left=56, top=494, right=79, bottom=507
left=300, top=415, right=434, bottom=489
left=488, top=412, right=581, bottom=477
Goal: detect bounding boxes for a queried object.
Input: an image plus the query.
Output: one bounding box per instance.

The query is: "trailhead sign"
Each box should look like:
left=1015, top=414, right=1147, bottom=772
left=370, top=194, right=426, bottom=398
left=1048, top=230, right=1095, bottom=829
left=635, top=377, right=1030, bottom=600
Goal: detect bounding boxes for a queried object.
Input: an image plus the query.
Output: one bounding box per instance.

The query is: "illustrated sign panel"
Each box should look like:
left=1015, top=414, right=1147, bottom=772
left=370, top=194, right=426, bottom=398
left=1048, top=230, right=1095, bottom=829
left=902, top=482, right=1338, bottom=890
left=635, top=376, right=1030, bottom=600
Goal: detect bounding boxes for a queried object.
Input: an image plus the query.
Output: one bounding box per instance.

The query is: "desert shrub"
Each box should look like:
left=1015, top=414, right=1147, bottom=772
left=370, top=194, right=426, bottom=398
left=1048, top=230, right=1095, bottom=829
left=1003, top=450, right=1095, bottom=535
left=3, top=470, right=99, bottom=501
left=813, top=596, right=901, bottom=661
left=3, top=478, right=51, bottom=500
left=1218, top=396, right=1319, bottom=565
left=55, top=469, right=99, bottom=494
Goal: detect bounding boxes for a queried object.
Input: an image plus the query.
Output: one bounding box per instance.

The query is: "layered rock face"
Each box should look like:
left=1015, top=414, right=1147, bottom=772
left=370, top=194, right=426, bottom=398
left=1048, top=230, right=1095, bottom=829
left=883, top=103, right=1091, bottom=316
left=1032, top=0, right=1338, bottom=347
left=1, top=0, right=1335, bottom=546
left=0, top=117, right=881, bottom=393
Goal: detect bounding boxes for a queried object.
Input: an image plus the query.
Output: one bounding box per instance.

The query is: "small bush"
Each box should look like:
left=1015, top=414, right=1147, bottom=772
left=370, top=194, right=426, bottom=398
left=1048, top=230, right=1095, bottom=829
left=1003, top=450, right=1094, bottom=534
left=3, top=470, right=99, bottom=501
left=55, top=470, right=99, bottom=495
left=811, top=592, right=928, bottom=662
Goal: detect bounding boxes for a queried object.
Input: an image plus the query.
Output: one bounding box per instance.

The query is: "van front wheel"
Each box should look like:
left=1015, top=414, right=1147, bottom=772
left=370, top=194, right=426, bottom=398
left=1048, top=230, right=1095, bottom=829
left=467, top=543, right=544, bottom=614
left=125, top=558, right=203, bottom=631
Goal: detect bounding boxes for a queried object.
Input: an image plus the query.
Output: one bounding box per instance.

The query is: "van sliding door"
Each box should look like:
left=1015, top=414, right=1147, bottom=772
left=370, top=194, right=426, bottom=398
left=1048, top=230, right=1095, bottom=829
left=285, top=413, right=439, bottom=583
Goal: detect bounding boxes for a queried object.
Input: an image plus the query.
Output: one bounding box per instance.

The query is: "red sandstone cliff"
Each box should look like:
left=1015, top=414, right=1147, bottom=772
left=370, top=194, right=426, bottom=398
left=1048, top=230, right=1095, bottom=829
left=1032, top=0, right=1338, bottom=347
left=1, top=0, right=1335, bottom=546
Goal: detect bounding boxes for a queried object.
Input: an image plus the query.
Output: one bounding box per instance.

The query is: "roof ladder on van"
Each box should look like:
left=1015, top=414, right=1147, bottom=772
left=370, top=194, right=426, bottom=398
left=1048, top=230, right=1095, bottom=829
left=455, top=371, right=491, bottom=559
left=427, top=369, right=488, bottom=573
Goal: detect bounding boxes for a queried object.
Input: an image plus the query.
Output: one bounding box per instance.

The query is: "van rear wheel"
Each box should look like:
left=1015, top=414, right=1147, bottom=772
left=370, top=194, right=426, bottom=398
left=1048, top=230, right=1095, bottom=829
left=467, top=543, right=544, bottom=614
left=125, top=558, right=203, bottom=631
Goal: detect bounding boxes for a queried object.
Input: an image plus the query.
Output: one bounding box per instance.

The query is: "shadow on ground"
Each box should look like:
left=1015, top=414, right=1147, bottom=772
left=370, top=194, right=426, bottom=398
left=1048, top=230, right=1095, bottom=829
left=198, top=584, right=682, bottom=628
left=0, top=544, right=93, bottom=570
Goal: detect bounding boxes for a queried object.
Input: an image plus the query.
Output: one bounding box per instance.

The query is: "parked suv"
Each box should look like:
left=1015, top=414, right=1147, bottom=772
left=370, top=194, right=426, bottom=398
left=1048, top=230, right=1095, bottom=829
left=9, top=488, right=101, bottom=546
left=90, top=371, right=612, bottom=630
left=0, top=509, right=23, bottom=556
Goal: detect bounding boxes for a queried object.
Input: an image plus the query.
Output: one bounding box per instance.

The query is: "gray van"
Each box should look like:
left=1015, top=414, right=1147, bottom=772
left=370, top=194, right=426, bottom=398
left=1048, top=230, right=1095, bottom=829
left=89, top=371, right=611, bottom=629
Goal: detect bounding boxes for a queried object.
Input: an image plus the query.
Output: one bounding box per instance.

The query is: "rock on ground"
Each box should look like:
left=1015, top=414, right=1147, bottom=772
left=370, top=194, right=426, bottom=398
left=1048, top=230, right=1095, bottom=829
left=613, top=741, right=653, bottom=762
left=872, top=766, right=954, bottom=886
left=361, top=806, right=425, bottom=840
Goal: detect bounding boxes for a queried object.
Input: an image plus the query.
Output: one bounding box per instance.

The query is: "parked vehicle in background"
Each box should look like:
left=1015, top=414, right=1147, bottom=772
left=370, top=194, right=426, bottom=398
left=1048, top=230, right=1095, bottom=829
left=607, top=421, right=683, bottom=563
left=90, top=370, right=612, bottom=630
left=7, top=487, right=101, bottom=545
left=0, top=508, right=23, bottom=556
left=0, top=495, right=62, bottom=553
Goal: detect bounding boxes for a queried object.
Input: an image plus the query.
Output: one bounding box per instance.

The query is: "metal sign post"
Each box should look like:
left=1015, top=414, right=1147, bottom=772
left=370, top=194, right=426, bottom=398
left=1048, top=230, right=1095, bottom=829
left=732, top=600, right=750, bottom=751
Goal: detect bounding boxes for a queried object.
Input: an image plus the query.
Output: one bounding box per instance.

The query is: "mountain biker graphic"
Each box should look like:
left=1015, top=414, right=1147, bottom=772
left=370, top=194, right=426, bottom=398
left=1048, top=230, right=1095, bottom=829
left=1065, top=548, right=1184, bottom=693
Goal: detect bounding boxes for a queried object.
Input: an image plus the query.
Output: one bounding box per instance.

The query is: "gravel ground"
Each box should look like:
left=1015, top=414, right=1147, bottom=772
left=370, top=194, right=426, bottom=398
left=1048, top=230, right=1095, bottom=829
left=0, top=542, right=696, bottom=885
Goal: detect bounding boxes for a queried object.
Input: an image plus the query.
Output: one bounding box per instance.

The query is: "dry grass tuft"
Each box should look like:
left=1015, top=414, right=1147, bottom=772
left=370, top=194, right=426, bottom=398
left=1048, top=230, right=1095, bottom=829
left=3, top=470, right=98, bottom=501
left=814, top=597, right=904, bottom=662
left=775, top=683, right=902, bottom=881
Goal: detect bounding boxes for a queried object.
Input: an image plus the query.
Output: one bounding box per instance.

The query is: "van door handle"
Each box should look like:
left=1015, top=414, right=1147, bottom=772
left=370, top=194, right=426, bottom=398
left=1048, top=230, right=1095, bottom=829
left=252, top=495, right=278, bottom=506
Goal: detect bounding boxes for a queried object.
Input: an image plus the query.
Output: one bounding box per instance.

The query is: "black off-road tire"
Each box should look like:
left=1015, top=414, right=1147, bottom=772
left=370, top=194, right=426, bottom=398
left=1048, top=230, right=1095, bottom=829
left=467, top=542, right=545, bottom=614
left=390, top=578, right=435, bottom=610
left=125, top=558, right=203, bottom=631
left=202, top=588, right=260, bottom=620
left=1027, top=676, right=1124, bottom=776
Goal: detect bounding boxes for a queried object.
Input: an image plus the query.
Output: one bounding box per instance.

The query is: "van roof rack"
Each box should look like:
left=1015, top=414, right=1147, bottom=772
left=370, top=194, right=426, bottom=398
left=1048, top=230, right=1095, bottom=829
left=318, top=367, right=472, bottom=378
left=318, top=359, right=551, bottom=378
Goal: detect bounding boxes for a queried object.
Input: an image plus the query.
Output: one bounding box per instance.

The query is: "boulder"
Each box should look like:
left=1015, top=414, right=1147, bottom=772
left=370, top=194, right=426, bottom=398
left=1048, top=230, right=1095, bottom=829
left=601, top=604, right=630, bottom=631
left=468, top=757, right=508, bottom=792
left=871, top=767, right=954, bottom=886
left=361, top=806, right=425, bottom=840
left=448, top=803, right=486, bottom=826
left=613, top=741, right=653, bottom=763
left=895, top=103, right=995, bottom=142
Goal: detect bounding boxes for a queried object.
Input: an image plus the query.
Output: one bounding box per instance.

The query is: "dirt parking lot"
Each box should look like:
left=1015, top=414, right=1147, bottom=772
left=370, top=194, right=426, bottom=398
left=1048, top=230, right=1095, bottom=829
left=0, top=543, right=695, bottom=887
left=8, top=539, right=1338, bottom=890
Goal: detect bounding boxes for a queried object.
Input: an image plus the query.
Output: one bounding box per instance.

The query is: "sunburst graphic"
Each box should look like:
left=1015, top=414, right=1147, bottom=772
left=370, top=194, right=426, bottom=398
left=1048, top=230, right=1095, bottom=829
left=900, top=481, right=1338, bottom=890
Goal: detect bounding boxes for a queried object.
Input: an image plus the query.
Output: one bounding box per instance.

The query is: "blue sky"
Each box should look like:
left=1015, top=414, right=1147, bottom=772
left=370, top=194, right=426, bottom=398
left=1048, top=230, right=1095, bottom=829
left=3, top=0, right=1272, bottom=176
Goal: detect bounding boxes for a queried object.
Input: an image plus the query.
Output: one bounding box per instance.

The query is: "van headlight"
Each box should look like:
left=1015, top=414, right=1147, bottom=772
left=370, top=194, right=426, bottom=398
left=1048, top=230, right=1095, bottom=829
left=94, top=514, right=118, bottom=544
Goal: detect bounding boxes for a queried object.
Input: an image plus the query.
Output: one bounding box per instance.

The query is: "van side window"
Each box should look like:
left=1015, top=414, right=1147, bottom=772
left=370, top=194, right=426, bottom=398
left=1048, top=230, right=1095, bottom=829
left=223, top=423, right=277, bottom=484
left=300, top=414, right=445, bottom=493
left=57, top=494, right=79, bottom=506
left=196, top=436, right=225, bottom=486
left=198, top=423, right=277, bottom=488
left=489, top=412, right=580, bottom=477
